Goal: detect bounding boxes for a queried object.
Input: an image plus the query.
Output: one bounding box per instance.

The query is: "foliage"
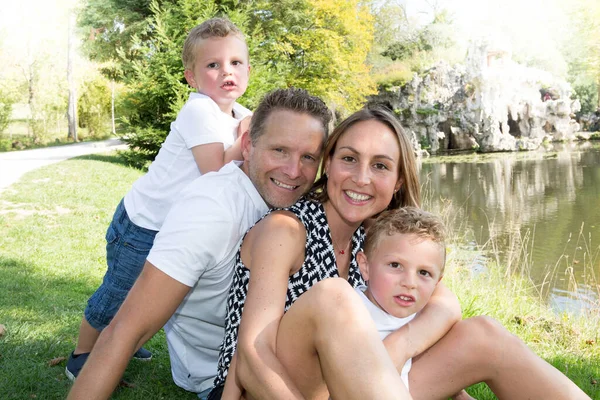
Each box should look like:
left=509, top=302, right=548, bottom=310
left=0, top=89, right=14, bottom=135
left=78, top=78, right=112, bottom=139
left=572, top=81, right=599, bottom=115
left=563, top=0, right=600, bottom=109
left=77, top=0, right=376, bottom=167
left=250, top=0, right=376, bottom=116
left=369, top=4, right=457, bottom=93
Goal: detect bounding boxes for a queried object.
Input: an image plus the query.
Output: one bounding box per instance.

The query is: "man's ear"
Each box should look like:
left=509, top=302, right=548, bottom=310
left=357, top=251, right=370, bottom=281
left=241, top=129, right=252, bottom=162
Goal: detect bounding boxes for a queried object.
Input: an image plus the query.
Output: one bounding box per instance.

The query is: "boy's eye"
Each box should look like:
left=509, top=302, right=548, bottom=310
left=389, top=262, right=400, bottom=269
left=207, top=62, right=219, bottom=68
left=419, top=269, right=431, bottom=277
left=232, top=60, right=242, bottom=66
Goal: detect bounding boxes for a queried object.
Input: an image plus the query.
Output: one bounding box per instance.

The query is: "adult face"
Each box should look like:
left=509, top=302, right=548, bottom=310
left=184, top=35, right=250, bottom=114
left=242, top=109, right=325, bottom=208
left=324, top=119, right=403, bottom=226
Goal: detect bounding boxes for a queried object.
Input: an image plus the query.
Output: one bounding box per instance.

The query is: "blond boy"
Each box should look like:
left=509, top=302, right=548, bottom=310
left=357, top=207, right=446, bottom=388
left=66, top=17, right=252, bottom=380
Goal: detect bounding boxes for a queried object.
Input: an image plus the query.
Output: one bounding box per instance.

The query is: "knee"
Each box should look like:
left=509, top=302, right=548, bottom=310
left=309, top=278, right=357, bottom=313
left=455, top=316, right=523, bottom=355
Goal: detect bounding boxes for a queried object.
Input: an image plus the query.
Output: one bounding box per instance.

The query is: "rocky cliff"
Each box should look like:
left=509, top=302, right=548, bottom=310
left=369, top=40, right=582, bottom=154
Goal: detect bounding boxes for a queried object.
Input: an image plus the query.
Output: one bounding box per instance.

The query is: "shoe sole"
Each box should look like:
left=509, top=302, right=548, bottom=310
left=65, top=367, right=77, bottom=382
left=133, top=355, right=152, bottom=362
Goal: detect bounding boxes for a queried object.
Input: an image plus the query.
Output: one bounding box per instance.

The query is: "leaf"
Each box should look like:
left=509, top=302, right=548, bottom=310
left=48, top=356, right=67, bottom=366
left=119, top=380, right=136, bottom=388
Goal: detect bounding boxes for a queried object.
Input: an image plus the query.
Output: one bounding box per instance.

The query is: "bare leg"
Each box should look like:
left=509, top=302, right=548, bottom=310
left=275, top=278, right=411, bottom=400
left=74, top=316, right=101, bottom=354
left=451, top=390, right=475, bottom=400
left=408, top=316, right=590, bottom=400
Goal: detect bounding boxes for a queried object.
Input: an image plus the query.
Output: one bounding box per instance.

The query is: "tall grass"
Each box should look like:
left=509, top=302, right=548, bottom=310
left=423, top=179, right=600, bottom=398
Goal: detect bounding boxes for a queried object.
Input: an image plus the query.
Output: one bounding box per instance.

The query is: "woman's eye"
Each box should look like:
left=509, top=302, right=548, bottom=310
left=374, top=163, right=389, bottom=170
left=341, top=156, right=355, bottom=162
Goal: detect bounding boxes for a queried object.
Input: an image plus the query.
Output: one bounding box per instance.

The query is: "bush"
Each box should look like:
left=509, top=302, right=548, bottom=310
left=0, top=89, right=15, bottom=135
left=572, top=82, right=598, bottom=115
left=78, top=78, right=112, bottom=139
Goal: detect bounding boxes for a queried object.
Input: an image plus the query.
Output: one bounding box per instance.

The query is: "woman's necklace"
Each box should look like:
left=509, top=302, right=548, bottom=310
left=331, top=235, right=352, bottom=255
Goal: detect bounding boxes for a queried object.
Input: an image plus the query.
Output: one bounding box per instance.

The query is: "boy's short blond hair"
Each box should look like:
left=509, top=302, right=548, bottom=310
left=364, top=207, right=447, bottom=273
left=182, top=17, right=246, bottom=70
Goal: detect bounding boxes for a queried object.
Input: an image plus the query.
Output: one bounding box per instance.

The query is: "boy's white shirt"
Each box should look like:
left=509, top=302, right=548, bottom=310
left=124, top=92, right=251, bottom=231
left=355, top=285, right=416, bottom=389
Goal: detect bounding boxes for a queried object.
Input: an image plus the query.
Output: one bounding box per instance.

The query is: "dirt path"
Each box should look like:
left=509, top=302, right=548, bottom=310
left=0, top=139, right=127, bottom=192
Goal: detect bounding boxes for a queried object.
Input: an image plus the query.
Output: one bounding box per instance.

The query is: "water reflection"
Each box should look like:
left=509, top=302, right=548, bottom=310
left=421, top=142, right=600, bottom=313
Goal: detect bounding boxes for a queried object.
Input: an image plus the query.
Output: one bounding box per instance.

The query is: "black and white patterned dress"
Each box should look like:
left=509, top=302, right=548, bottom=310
left=212, top=197, right=365, bottom=388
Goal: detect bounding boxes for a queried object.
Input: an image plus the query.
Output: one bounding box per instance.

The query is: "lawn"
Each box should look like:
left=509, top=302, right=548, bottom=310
left=0, top=153, right=598, bottom=399
left=0, top=154, right=197, bottom=399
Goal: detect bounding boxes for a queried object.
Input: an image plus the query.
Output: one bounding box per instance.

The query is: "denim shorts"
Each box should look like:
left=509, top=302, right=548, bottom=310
left=85, top=199, right=158, bottom=330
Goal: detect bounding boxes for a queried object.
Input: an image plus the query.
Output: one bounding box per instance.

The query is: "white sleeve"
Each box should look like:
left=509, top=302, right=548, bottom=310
left=176, top=100, right=228, bottom=149
left=147, top=191, right=234, bottom=287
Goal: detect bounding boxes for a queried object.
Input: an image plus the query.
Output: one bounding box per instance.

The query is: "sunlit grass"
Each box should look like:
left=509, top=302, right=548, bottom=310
left=0, top=154, right=197, bottom=399
left=433, top=197, right=600, bottom=399
left=0, top=154, right=598, bottom=398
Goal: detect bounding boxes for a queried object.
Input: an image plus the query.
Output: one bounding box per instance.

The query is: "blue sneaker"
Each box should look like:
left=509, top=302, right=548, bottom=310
left=65, top=347, right=152, bottom=381
left=133, top=347, right=152, bottom=361
left=65, top=352, right=89, bottom=381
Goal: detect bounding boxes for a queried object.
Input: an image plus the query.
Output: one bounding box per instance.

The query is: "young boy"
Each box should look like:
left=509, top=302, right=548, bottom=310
left=357, top=207, right=472, bottom=399
left=66, top=17, right=252, bottom=380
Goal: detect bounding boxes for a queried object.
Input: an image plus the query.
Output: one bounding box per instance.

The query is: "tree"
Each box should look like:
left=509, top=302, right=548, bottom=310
left=78, top=0, right=377, bottom=167
left=566, top=0, right=600, bottom=110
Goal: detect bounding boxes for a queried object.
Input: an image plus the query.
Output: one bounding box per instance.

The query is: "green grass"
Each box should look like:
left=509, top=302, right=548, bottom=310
left=0, top=154, right=598, bottom=399
left=0, top=154, right=197, bottom=399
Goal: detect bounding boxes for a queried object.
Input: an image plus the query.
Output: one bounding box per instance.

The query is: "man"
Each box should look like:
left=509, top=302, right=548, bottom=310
left=68, top=88, right=331, bottom=399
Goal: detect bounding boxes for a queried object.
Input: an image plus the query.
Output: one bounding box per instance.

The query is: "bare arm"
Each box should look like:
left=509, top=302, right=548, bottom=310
left=192, top=116, right=251, bottom=173
left=67, top=262, right=191, bottom=400
left=383, top=282, right=461, bottom=369
left=222, top=352, right=244, bottom=400
left=234, top=212, right=307, bottom=400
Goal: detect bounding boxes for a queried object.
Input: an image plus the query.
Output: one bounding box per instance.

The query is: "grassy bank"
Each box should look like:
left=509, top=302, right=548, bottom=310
left=0, top=154, right=598, bottom=399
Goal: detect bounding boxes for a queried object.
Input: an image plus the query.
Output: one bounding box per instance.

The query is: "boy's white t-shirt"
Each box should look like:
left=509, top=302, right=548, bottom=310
left=124, top=92, right=252, bottom=231
left=355, top=286, right=416, bottom=389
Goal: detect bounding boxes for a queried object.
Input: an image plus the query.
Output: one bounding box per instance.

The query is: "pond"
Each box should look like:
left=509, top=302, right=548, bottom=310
left=420, top=141, right=600, bottom=314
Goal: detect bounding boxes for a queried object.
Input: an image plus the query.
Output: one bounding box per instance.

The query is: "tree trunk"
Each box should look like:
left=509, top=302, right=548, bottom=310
left=67, top=10, right=78, bottom=141
left=111, top=79, right=116, bottom=135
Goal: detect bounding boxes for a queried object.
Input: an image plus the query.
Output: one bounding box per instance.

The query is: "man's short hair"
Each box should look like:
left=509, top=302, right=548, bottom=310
left=182, top=17, right=246, bottom=70
left=364, top=207, right=447, bottom=273
left=249, top=88, right=332, bottom=143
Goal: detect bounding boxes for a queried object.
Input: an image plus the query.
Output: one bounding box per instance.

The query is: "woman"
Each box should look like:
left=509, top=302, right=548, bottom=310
left=211, top=108, right=589, bottom=400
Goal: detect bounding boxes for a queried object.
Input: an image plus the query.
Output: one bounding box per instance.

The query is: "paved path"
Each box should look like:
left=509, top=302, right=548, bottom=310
left=0, top=139, right=128, bottom=191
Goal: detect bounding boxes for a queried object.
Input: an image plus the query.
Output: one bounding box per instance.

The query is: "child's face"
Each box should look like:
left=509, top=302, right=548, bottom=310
left=357, top=233, right=443, bottom=319
left=184, top=35, right=250, bottom=114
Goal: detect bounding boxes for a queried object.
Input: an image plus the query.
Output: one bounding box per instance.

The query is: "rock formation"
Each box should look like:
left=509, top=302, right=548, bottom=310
left=369, top=39, right=582, bottom=154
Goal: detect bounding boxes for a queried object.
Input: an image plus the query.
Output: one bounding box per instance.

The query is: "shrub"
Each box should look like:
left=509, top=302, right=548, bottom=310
left=78, top=78, right=112, bottom=139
